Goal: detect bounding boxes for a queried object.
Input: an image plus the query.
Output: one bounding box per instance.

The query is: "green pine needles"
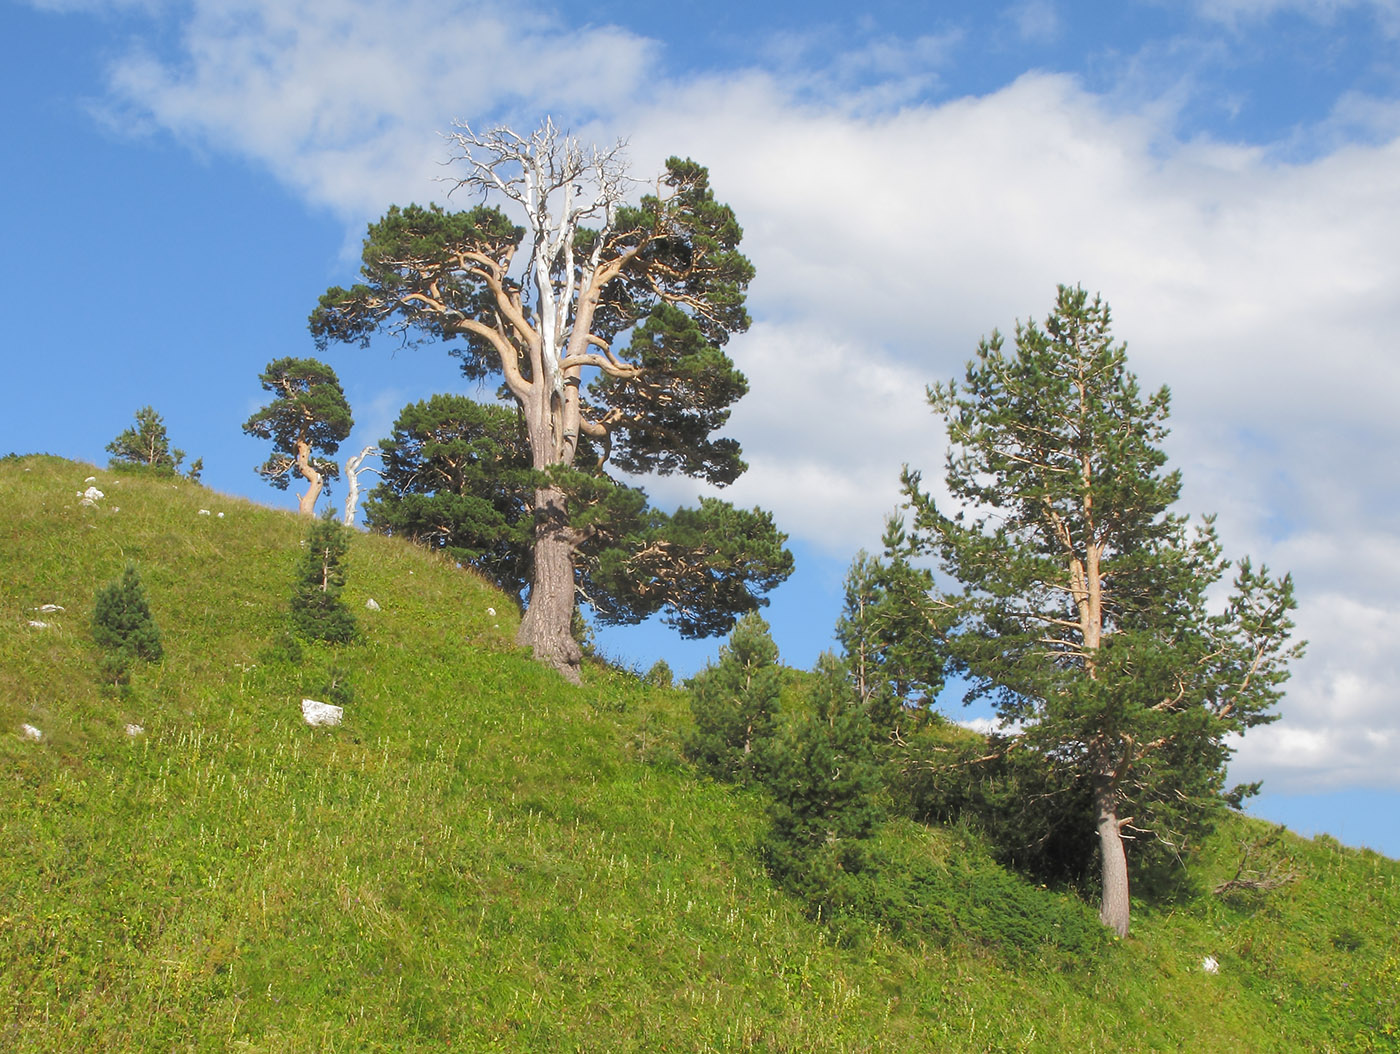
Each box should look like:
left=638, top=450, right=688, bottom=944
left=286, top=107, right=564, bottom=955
left=106, top=406, right=202, bottom=481
left=291, top=517, right=357, bottom=644
left=684, top=612, right=783, bottom=783
left=762, top=653, right=883, bottom=912
left=92, top=563, right=163, bottom=684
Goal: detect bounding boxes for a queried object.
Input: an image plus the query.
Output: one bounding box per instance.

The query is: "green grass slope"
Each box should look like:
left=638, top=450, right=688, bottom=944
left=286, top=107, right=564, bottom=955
left=1, top=454, right=1397, bottom=1052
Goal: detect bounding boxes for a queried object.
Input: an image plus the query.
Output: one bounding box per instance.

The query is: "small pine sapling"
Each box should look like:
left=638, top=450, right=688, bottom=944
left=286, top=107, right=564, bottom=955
left=106, top=406, right=202, bottom=479
left=291, top=516, right=357, bottom=644
left=762, top=653, right=882, bottom=912
left=684, top=612, right=782, bottom=783
left=644, top=658, right=674, bottom=689
left=92, top=564, right=164, bottom=684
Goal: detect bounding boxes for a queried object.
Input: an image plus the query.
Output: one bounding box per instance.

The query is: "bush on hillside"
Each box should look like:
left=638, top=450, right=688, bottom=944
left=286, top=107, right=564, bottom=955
left=762, top=654, right=883, bottom=916
left=92, top=563, right=163, bottom=684
left=684, top=613, right=782, bottom=783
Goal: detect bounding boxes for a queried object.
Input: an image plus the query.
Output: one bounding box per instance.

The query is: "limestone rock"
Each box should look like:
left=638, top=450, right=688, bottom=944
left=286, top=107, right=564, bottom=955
left=21, top=724, right=42, bottom=741
left=301, top=699, right=343, bottom=727
left=125, top=723, right=145, bottom=737
left=365, top=598, right=381, bottom=611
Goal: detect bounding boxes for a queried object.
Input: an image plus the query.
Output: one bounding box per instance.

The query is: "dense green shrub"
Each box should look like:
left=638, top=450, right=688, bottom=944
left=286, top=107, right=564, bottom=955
left=92, top=563, right=163, bottom=683
left=684, top=613, right=782, bottom=783
left=762, top=654, right=883, bottom=915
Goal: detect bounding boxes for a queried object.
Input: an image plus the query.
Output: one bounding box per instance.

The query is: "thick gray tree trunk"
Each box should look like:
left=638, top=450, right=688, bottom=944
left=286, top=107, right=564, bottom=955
left=516, top=484, right=583, bottom=683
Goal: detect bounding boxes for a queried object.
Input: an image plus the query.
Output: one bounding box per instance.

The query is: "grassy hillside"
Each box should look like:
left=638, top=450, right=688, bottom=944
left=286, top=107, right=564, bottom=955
left=1, top=454, right=1396, bottom=1052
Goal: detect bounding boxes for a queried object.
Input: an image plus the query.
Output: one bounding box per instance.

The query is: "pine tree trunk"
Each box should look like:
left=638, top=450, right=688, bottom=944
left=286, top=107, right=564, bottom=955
left=296, top=440, right=323, bottom=518
left=516, top=483, right=583, bottom=683
left=1093, top=766, right=1131, bottom=937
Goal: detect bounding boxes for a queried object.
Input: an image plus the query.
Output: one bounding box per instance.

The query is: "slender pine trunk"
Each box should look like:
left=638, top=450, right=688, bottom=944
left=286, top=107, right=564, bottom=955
left=295, top=441, right=323, bottom=518
left=516, top=483, right=582, bottom=683
left=1093, top=763, right=1131, bottom=937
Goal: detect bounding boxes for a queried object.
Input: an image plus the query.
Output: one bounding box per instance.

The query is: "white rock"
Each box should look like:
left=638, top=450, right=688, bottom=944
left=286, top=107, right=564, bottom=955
left=27, top=620, right=51, bottom=629
left=301, top=699, right=343, bottom=727
left=365, top=598, right=381, bottom=611
left=198, top=509, right=211, bottom=516
left=125, top=723, right=144, bottom=736
left=21, top=724, right=42, bottom=741
left=1201, top=955, right=1219, bottom=974
left=83, top=486, right=104, bottom=500
left=85, top=476, right=97, bottom=483
left=36, top=604, right=65, bottom=614
left=79, top=498, right=96, bottom=508
left=487, top=607, right=496, bottom=617
left=216, top=512, right=224, bottom=518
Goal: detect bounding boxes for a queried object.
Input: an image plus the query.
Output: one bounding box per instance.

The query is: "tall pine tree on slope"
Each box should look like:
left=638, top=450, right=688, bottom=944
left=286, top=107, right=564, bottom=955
left=900, top=285, right=1302, bottom=936
left=243, top=358, right=353, bottom=518
left=311, top=120, right=788, bottom=681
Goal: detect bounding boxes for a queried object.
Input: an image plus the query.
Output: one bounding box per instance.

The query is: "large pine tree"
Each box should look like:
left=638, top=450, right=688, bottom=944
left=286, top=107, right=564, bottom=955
left=900, top=285, right=1302, bottom=936
left=311, top=121, right=786, bottom=680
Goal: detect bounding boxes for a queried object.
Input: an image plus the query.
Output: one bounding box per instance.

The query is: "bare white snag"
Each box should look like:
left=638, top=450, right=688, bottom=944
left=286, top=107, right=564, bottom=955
left=342, top=445, right=380, bottom=527
left=444, top=119, right=631, bottom=465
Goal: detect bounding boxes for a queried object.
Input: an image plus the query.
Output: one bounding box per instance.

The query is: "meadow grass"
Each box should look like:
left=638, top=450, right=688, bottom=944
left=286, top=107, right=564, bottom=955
left=1, top=454, right=1396, bottom=1051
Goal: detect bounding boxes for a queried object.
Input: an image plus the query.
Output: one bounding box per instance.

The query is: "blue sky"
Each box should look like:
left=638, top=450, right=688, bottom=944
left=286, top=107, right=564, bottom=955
left=4, top=0, right=1400, bottom=858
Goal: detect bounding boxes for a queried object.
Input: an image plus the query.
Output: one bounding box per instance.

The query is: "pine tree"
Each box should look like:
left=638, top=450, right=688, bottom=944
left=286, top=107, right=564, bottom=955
left=311, top=122, right=768, bottom=681
left=92, top=564, right=163, bottom=683
left=836, top=516, right=948, bottom=735
left=684, top=612, right=782, bottom=783
left=899, top=285, right=1302, bottom=935
left=243, top=358, right=354, bottom=517
left=291, top=517, right=357, bottom=644
left=762, top=653, right=883, bottom=909
left=106, top=406, right=199, bottom=479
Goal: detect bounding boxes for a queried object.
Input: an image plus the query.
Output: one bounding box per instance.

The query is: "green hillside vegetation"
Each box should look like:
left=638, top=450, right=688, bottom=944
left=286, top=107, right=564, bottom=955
left=1, top=454, right=1397, bottom=1051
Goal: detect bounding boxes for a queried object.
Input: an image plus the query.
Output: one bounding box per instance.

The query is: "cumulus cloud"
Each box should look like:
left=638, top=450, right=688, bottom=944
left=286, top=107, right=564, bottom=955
left=97, top=0, right=658, bottom=219
left=62, top=0, right=1400, bottom=793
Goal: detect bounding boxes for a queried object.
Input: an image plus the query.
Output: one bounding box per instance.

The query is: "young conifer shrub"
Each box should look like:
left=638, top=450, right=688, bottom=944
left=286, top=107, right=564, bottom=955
left=92, top=563, right=163, bottom=683
left=762, top=653, right=882, bottom=911
left=684, top=612, right=782, bottom=783
left=644, top=658, right=674, bottom=689
left=291, top=516, right=357, bottom=644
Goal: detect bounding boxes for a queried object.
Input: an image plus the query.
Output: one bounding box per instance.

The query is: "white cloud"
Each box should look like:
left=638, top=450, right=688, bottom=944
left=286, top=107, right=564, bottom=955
left=1189, top=0, right=1400, bottom=24
left=97, top=0, right=658, bottom=219
left=1004, top=0, right=1061, bottom=43
left=67, top=0, right=1400, bottom=793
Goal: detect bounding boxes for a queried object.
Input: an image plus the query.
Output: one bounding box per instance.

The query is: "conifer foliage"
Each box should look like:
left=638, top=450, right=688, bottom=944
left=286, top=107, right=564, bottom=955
left=291, top=517, right=357, bottom=644
left=836, top=518, right=948, bottom=735
left=762, top=654, right=882, bottom=909
left=243, top=358, right=353, bottom=518
left=106, top=406, right=202, bottom=481
left=684, top=613, right=783, bottom=783
left=92, top=563, right=163, bottom=683
left=898, top=285, right=1302, bottom=936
